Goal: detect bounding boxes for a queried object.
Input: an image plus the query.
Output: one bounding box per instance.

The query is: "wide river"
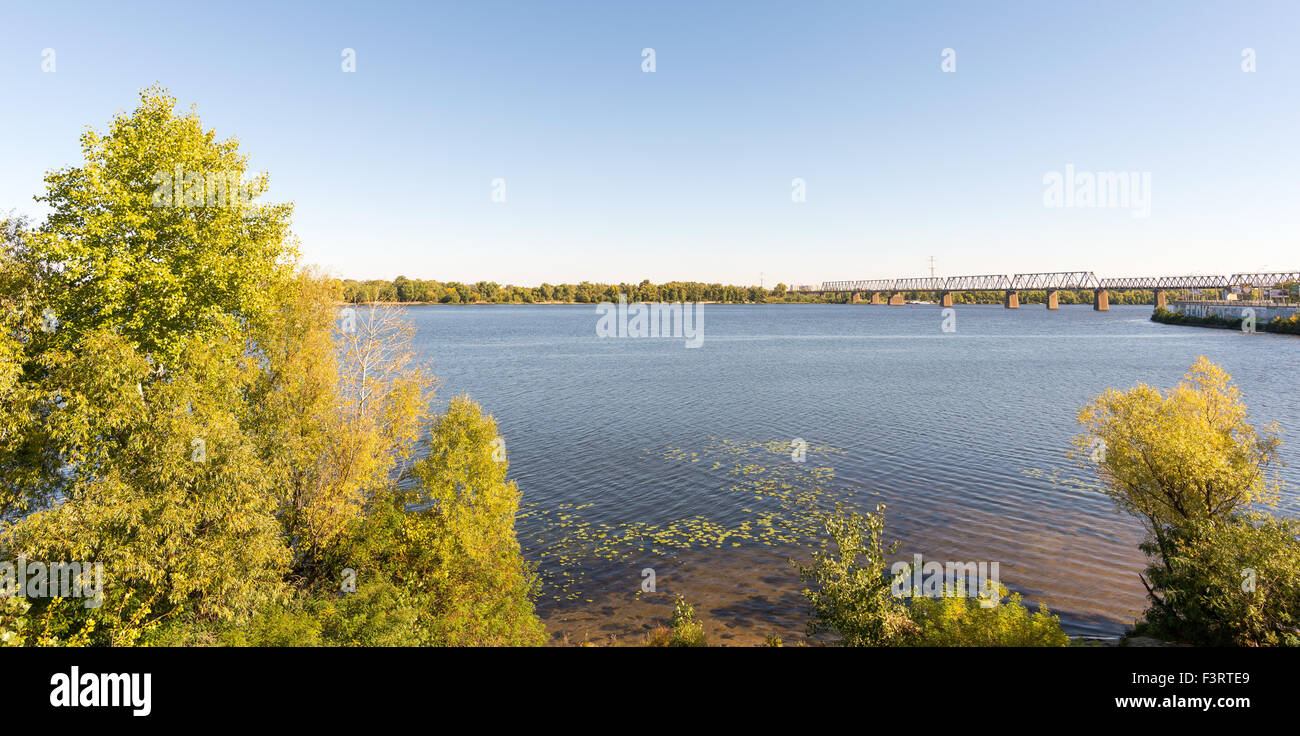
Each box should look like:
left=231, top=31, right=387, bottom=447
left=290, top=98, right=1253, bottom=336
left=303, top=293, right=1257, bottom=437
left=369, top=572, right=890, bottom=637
left=408, top=303, right=1300, bottom=644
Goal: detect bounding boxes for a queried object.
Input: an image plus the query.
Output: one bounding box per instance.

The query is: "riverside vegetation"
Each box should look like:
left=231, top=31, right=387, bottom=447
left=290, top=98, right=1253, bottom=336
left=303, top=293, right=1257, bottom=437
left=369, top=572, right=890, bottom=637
left=789, top=357, right=1298, bottom=647
left=2, top=89, right=1294, bottom=647
left=0, top=88, right=542, bottom=646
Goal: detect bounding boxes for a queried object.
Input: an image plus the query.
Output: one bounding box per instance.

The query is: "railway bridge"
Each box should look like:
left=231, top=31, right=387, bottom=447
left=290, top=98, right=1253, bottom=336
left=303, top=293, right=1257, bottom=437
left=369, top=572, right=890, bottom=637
left=817, top=271, right=1299, bottom=311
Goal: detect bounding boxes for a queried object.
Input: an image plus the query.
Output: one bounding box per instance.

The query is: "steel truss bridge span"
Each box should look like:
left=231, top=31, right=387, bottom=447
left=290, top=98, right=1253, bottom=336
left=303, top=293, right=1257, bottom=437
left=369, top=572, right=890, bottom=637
left=820, top=272, right=1299, bottom=294
left=822, top=271, right=1103, bottom=293
left=814, top=269, right=1299, bottom=310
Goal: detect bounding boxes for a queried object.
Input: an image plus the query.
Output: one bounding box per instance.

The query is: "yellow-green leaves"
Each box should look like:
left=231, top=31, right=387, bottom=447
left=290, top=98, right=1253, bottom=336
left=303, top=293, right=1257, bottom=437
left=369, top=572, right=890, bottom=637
left=28, top=86, right=296, bottom=367
left=1142, top=514, right=1300, bottom=646
left=907, top=584, right=1070, bottom=647
left=1075, top=357, right=1298, bottom=646
left=796, top=503, right=915, bottom=646
left=1075, top=356, right=1282, bottom=528
left=2, top=91, right=547, bottom=648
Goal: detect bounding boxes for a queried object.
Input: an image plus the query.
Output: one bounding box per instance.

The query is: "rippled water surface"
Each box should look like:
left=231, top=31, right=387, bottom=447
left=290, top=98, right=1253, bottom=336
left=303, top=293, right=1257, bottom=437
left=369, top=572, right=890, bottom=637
left=408, top=304, right=1300, bottom=642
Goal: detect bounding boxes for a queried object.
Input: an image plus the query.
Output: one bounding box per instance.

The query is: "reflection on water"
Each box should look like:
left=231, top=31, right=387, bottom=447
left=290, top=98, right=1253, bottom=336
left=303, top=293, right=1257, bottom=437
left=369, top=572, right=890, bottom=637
left=407, top=303, right=1300, bottom=641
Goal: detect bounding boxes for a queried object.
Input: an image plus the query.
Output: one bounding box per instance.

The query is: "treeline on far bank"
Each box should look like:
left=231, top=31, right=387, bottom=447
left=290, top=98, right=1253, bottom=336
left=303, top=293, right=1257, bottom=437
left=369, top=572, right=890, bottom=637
left=340, top=278, right=1170, bottom=306
left=340, top=278, right=809, bottom=304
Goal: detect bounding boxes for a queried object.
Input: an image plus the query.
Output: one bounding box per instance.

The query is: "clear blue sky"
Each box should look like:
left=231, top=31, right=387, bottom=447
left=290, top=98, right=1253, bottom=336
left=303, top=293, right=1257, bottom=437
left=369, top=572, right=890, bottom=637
left=2, top=0, right=1297, bottom=287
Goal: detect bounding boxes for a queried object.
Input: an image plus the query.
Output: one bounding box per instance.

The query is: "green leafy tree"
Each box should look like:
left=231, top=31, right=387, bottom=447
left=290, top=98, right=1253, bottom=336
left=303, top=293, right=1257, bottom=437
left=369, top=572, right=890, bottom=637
left=2, top=88, right=544, bottom=649
left=251, top=280, right=432, bottom=578
left=1075, top=357, right=1300, bottom=645
left=0, top=217, right=58, bottom=519
left=392, top=276, right=413, bottom=302
left=0, top=89, right=301, bottom=644
left=23, top=86, right=296, bottom=367
left=1075, top=357, right=1283, bottom=593
left=327, top=397, right=545, bottom=646
left=6, top=326, right=290, bottom=645
left=405, top=397, right=544, bottom=645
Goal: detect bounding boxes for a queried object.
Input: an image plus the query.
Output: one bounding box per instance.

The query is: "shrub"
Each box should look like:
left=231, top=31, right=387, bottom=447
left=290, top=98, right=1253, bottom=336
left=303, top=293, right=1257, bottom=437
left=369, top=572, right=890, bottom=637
left=906, top=583, right=1069, bottom=647
left=1138, top=514, right=1300, bottom=646
left=666, top=596, right=707, bottom=646
left=644, top=596, right=708, bottom=647
left=798, top=505, right=1070, bottom=646
left=317, top=579, right=422, bottom=647
left=218, top=603, right=324, bottom=648
left=795, top=504, right=916, bottom=646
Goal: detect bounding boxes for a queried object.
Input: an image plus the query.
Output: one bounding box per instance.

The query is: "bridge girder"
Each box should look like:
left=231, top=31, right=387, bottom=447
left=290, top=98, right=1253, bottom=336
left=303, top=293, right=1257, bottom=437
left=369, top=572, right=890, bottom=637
left=1009, top=271, right=1100, bottom=291
left=941, top=274, right=1012, bottom=291
left=1098, top=276, right=1160, bottom=290
left=820, top=279, right=894, bottom=292
left=892, top=277, right=946, bottom=291
left=1228, top=272, right=1300, bottom=289
left=1099, top=275, right=1229, bottom=290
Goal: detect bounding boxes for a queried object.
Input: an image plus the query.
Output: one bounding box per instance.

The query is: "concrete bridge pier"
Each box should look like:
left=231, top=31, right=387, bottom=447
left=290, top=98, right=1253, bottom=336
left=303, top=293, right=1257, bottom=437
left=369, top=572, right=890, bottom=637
left=870, top=292, right=883, bottom=305
left=1045, top=290, right=1059, bottom=310
left=1093, top=289, right=1109, bottom=311
left=1004, top=290, right=1019, bottom=309
left=888, top=292, right=905, bottom=306
left=940, top=291, right=953, bottom=307
left=1155, top=290, right=1167, bottom=309
left=850, top=291, right=861, bottom=304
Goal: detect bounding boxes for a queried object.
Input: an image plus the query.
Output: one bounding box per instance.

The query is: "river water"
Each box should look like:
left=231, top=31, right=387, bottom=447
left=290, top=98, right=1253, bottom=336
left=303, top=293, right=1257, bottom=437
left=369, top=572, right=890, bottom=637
left=407, top=303, right=1300, bottom=644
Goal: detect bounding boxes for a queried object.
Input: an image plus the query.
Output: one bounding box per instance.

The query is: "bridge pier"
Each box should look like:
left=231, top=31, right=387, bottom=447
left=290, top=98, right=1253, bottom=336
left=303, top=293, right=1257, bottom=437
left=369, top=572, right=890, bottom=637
left=940, top=291, right=953, bottom=307
left=1155, top=290, right=1167, bottom=309
left=850, top=291, right=861, bottom=304
left=1045, top=290, right=1059, bottom=310
left=1004, top=290, right=1019, bottom=309
left=870, top=292, right=883, bottom=305
left=888, top=292, right=905, bottom=306
left=1093, top=289, right=1109, bottom=311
